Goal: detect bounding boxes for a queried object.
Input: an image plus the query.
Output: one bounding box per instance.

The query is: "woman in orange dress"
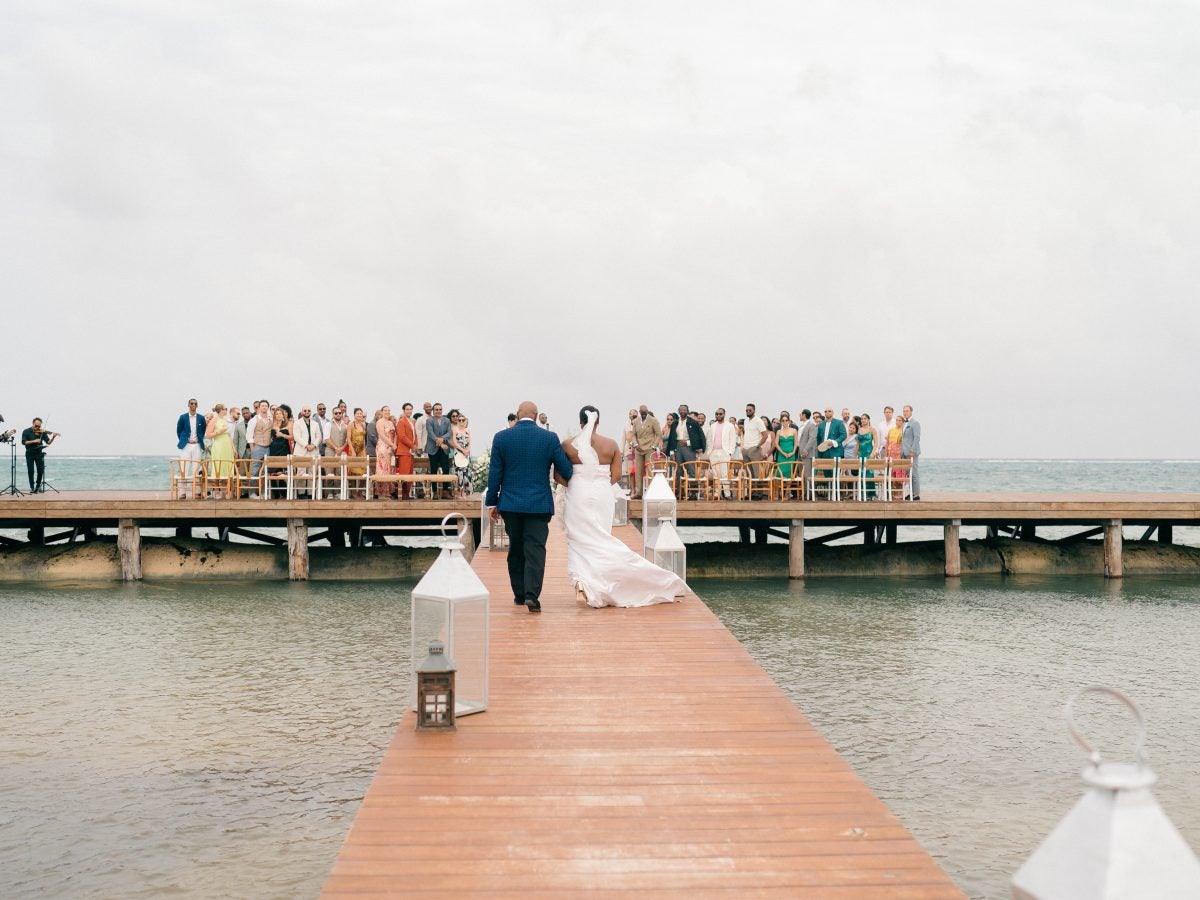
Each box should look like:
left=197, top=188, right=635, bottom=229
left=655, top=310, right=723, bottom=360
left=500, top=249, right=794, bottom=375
left=375, top=407, right=397, bottom=499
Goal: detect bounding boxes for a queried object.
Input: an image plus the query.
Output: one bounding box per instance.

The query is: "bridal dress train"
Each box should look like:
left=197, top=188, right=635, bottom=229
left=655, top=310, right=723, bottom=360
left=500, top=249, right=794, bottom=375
left=563, top=412, right=686, bottom=608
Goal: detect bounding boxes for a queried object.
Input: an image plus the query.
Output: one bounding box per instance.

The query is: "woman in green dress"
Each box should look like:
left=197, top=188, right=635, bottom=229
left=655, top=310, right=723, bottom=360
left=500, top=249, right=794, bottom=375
left=774, top=412, right=798, bottom=478
left=856, top=418, right=876, bottom=499
left=205, top=403, right=236, bottom=498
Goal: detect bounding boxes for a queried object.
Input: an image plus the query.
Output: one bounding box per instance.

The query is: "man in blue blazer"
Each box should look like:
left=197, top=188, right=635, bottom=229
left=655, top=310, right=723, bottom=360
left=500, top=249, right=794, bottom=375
left=485, top=401, right=574, bottom=613
left=176, top=398, right=206, bottom=474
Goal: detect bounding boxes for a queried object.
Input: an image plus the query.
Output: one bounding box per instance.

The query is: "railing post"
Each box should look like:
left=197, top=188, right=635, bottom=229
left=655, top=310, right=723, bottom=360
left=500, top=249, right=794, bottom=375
left=788, top=519, right=805, bottom=579
left=944, top=519, right=961, bottom=577
left=288, top=518, right=309, bottom=581
left=118, top=519, right=142, bottom=581
left=1104, top=519, right=1123, bottom=578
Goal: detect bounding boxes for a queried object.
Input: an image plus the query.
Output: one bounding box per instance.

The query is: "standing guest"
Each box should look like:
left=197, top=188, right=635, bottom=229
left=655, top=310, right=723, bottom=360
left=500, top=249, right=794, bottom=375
left=774, top=412, right=798, bottom=478
left=843, top=420, right=859, bottom=460
left=816, top=406, right=847, bottom=459
left=507, top=413, right=518, bottom=427
left=247, top=400, right=272, bottom=490
left=671, top=405, right=698, bottom=494
left=630, top=405, right=661, bottom=499
left=346, top=408, right=368, bottom=498
left=841, top=408, right=853, bottom=433
left=796, top=409, right=817, bottom=485
left=21, top=418, right=57, bottom=493
left=859, top=413, right=878, bottom=459
left=759, top=416, right=776, bottom=459
left=537, top=412, right=551, bottom=430
left=276, top=404, right=295, bottom=453
left=229, top=407, right=247, bottom=459
left=662, top=412, right=679, bottom=456
left=267, top=407, right=292, bottom=498
left=325, top=407, right=350, bottom=457
left=705, top=408, right=738, bottom=498
left=682, top=411, right=706, bottom=496
left=239, top=407, right=253, bottom=457
left=365, top=411, right=380, bottom=461
left=740, top=403, right=768, bottom=461
left=205, top=404, right=235, bottom=497
left=732, top=419, right=745, bottom=460
left=425, top=402, right=453, bottom=498
left=293, top=406, right=318, bottom=498
left=886, top=415, right=905, bottom=459
left=414, top=401, right=433, bottom=456
left=621, top=409, right=637, bottom=487
left=856, top=415, right=877, bottom=500
left=375, top=406, right=397, bottom=499
left=175, top=398, right=206, bottom=477
left=312, top=403, right=330, bottom=456
left=875, top=406, right=897, bottom=456
left=901, top=404, right=922, bottom=500
left=395, top=403, right=417, bottom=498
left=449, top=408, right=472, bottom=498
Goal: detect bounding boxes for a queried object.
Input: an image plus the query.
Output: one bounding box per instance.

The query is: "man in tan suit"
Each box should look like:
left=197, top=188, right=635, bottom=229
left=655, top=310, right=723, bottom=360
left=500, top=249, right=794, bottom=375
left=631, top=404, right=661, bottom=499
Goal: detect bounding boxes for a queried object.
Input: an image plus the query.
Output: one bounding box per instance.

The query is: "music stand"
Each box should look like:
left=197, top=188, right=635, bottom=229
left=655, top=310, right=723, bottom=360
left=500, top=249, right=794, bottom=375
left=1, top=437, right=23, bottom=497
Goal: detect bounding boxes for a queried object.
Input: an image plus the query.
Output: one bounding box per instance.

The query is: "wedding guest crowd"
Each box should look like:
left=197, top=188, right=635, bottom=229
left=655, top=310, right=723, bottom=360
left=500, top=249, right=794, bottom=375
left=173, top=398, right=474, bottom=500
left=622, top=402, right=922, bottom=500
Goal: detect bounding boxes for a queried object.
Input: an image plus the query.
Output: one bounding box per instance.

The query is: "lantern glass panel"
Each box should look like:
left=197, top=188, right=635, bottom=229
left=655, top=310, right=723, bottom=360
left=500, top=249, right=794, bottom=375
left=612, top=494, right=629, bottom=527
left=642, top=474, right=677, bottom=552
left=410, top=547, right=490, bottom=717
left=647, top=519, right=687, bottom=593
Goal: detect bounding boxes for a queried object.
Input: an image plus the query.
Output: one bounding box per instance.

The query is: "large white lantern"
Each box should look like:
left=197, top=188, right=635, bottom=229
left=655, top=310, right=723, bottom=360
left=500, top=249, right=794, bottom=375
left=1012, top=686, right=1200, bottom=899
left=613, top=489, right=629, bottom=527
left=642, top=473, right=677, bottom=555
left=410, top=514, right=489, bottom=717
left=646, top=517, right=687, bottom=594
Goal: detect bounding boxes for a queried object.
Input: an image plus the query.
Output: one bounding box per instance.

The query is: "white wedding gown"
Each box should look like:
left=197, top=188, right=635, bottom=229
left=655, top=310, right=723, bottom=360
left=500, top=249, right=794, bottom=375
left=564, top=413, right=686, bottom=608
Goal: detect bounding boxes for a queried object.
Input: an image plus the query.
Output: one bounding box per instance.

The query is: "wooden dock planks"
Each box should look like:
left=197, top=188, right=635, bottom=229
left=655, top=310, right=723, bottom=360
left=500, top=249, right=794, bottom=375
left=322, top=524, right=964, bottom=897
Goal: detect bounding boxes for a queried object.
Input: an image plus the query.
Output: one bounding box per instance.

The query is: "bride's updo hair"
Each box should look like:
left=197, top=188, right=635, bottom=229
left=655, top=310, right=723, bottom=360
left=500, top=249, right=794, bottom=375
left=579, top=405, right=600, bottom=426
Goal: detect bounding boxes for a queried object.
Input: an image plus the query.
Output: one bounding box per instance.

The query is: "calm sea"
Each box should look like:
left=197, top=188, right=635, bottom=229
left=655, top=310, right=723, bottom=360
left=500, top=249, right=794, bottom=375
left=2, top=459, right=1198, bottom=898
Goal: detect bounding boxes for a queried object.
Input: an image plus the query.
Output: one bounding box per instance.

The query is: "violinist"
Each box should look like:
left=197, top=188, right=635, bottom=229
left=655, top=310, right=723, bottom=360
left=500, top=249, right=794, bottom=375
left=22, top=417, right=59, bottom=493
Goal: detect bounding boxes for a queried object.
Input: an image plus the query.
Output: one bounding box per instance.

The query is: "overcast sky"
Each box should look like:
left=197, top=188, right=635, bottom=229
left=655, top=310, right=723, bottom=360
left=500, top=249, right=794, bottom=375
left=3, top=1, right=1197, bottom=457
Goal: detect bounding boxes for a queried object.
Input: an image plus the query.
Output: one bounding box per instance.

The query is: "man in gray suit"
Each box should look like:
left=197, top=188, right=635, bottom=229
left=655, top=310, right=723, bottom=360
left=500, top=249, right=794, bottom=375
left=796, top=409, right=817, bottom=487
left=901, top=404, right=922, bottom=500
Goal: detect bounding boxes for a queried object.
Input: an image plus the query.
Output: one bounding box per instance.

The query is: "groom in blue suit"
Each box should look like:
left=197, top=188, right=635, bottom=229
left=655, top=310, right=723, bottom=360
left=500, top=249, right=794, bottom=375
left=485, top=401, right=574, bottom=613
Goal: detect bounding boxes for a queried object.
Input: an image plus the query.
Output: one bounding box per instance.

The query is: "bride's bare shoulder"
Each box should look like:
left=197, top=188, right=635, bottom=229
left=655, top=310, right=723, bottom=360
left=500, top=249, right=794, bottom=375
left=593, top=433, right=619, bottom=463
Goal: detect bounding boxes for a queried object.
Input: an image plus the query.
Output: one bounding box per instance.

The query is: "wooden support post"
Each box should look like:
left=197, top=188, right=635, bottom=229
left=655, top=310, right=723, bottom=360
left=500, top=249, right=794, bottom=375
left=175, top=526, right=192, bottom=539
left=118, top=519, right=142, bottom=582
left=754, top=525, right=768, bottom=545
left=944, top=519, right=961, bottom=578
left=288, top=519, right=309, bottom=581
left=28, top=526, right=45, bottom=546
left=885, top=525, right=897, bottom=545
left=1160, top=524, right=1173, bottom=545
left=788, top=519, right=805, bottom=579
left=1103, top=519, right=1123, bottom=579
left=738, top=526, right=750, bottom=544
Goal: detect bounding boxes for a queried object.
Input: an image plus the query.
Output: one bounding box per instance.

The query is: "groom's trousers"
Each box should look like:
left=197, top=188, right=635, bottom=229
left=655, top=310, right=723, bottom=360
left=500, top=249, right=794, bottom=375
left=501, top=512, right=551, bottom=603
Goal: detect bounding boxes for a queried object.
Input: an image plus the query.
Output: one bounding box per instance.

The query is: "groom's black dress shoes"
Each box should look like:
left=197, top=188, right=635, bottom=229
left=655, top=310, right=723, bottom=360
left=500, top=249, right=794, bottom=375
left=513, top=597, right=525, bottom=605
left=526, top=599, right=541, bottom=613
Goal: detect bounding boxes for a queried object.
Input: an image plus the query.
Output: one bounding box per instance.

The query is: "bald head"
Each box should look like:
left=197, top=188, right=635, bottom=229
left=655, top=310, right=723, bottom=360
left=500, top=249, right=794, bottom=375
left=516, top=400, right=538, bottom=420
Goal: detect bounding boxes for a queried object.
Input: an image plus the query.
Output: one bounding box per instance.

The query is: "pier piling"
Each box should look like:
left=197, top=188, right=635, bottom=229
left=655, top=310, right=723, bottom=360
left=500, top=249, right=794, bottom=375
left=944, top=519, right=961, bottom=577
left=287, top=519, right=309, bottom=581
left=788, top=519, right=805, bottom=578
left=117, top=519, right=141, bottom=581
left=1104, top=519, right=1123, bottom=578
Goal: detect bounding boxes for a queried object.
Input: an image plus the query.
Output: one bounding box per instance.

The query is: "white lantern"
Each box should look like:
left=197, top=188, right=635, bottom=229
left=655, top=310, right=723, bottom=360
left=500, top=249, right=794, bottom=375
left=613, top=492, right=629, bottom=527
left=646, top=517, right=687, bottom=594
left=1012, top=686, right=1200, bottom=899
left=642, top=473, right=677, bottom=555
left=410, top=514, right=489, bottom=717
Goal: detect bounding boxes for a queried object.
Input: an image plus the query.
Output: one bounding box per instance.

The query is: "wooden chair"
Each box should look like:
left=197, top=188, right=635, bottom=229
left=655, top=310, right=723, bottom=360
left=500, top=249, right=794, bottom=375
left=169, top=458, right=204, bottom=500
left=808, top=459, right=838, bottom=501
left=774, top=460, right=806, bottom=501
left=723, top=459, right=746, bottom=500
left=344, top=456, right=370, bottom=499
left=887, top=458, right=914, bottom=501
left=263, top=456, right=291, bottom=499
left=837, top=457, right=862, bottom=501
left=708, top=457, right=738, bottom=500
left=231, top=458, right=263, bottom=499
left=202, top=458, right=237, bottom=499
left=317, top=456, right=348, bottom=500
left=860, top=457, right=887, bottom=501
left=643, top=455, right=672, bottom=495
left=287, top=455, right=317, bottom=499
left=678, top=458, right=712, bottom=501
left=743, top=460, right=777, bottom=501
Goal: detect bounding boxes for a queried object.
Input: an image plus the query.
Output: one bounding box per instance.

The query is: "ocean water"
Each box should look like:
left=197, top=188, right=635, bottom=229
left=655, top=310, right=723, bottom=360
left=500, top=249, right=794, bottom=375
left=3, top=459, right=1199, bottom=898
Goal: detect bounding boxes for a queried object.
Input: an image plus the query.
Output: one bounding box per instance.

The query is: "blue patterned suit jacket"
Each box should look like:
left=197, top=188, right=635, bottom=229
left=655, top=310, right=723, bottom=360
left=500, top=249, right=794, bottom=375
left=485, top=420, right=573, bottom=514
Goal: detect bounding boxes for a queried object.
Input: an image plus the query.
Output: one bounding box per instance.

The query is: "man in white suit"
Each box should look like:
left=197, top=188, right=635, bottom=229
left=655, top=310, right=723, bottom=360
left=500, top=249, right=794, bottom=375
left=704, top=408, right=739, bottom=499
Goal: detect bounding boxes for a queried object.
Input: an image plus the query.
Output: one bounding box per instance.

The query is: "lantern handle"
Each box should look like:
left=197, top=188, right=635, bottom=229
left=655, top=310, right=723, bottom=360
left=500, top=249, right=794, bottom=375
left=440, top=512, right=468, bottom=547
left=1065, top=685, right=1147, bottom=769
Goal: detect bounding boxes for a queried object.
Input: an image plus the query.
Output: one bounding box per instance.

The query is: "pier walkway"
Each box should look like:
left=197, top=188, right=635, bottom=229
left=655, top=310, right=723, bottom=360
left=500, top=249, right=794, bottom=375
left=322, top=525, right=962, bottom=897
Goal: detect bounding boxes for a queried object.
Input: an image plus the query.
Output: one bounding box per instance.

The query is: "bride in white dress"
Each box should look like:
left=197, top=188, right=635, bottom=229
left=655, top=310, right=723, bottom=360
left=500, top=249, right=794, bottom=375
left=558, top=406, right=685, bottom=608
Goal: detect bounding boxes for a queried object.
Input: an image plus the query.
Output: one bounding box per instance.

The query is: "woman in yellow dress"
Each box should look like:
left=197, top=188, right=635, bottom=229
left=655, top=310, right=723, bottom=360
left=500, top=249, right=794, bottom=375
left=204, top=403, right=235, bottom=498
left=348, top=408, right=368, bottom=496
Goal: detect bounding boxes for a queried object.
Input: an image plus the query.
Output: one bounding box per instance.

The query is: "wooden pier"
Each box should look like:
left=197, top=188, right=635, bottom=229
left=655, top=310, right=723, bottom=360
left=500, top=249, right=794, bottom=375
left=322, top=524, right=963, bottom=897
left=2, top=491, right=1198, bottom=581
